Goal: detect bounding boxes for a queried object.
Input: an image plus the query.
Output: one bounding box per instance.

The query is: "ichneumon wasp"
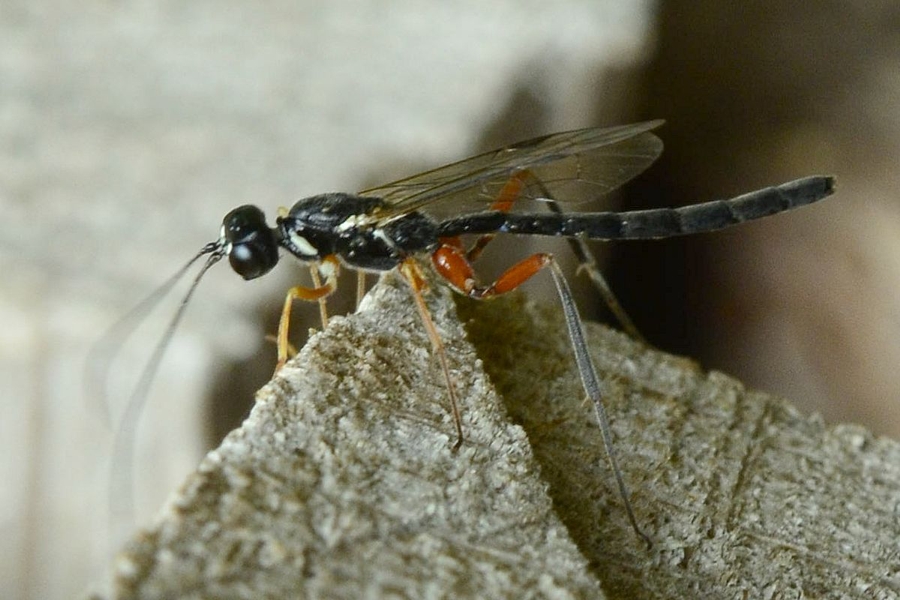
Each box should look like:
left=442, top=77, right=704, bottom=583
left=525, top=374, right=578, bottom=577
left=106, top=120, right=834, bottom=545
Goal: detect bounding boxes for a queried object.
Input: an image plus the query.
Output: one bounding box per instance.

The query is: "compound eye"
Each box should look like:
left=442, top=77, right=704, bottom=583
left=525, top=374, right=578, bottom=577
left=222, top=205, right=279, bottom=280
left=227, top=241, right=276, bottom=280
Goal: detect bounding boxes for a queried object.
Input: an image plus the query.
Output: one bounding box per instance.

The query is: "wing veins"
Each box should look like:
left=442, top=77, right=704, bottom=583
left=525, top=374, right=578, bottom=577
left=359, top=120, right=664, bottom=223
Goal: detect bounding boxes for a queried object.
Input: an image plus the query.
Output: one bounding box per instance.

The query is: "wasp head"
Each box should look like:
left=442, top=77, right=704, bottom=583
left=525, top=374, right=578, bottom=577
left=221, top=205, right=280, bottom=280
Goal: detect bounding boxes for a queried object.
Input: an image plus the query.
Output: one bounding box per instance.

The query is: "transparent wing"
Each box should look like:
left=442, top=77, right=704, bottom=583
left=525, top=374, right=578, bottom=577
left=360, top=120, right=664, bottom=222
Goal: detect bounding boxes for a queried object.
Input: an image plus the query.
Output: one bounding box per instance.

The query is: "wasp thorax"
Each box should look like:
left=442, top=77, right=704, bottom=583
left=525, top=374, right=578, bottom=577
left=222, top=205, right=280, bottom=280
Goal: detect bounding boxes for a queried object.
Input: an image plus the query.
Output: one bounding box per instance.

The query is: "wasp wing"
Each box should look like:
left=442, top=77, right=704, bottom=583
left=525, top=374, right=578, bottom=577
left=360, top=120, right=664, bottom=223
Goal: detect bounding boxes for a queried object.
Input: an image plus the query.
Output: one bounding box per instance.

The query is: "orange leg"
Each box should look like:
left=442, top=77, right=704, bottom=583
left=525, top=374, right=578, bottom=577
left=308, top=264, right=330, bottom=328
left=432, top=242, right=552, bottom=299
left=434, top=224, right=650, bottom=543
left=466, top=167, right=646, bottom=342
left=399, top=259, right=464, bottom=450
left=466, top=170, right=530, bottom=262
left=276, top=255, right=340, bottom=371
left=433, top=170, right=546, bottom=299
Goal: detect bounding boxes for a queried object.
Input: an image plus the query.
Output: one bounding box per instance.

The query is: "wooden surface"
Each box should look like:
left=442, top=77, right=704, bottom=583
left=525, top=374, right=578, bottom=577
left=2, top=4, right=658, bottom=598
left=91, top=272, right=900, bottom=599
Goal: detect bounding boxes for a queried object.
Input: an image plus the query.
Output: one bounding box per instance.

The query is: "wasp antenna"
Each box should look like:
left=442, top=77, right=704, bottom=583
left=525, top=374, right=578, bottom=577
left=105, top=243, right=224, bottom=544
left=86, top=242, right=223, bottom=429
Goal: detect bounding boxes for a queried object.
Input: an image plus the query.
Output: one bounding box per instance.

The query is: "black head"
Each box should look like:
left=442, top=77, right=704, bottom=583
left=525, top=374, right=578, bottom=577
left=221, top=205, right=280, bottom=280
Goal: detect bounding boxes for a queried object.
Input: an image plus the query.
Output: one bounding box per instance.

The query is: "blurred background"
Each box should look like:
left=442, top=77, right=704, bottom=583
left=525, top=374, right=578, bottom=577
left=3, top=1, right=897, bottom=598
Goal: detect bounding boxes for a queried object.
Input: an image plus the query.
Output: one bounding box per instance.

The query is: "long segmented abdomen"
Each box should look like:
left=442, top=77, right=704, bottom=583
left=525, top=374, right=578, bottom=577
left=436, top=175, right=834, bottom=240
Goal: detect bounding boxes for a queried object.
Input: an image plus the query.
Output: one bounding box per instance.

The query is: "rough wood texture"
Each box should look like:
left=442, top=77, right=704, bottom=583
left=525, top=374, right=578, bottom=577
left=461, top=297, right=900, bottom=598
left=92, top=272, right=900, bottom=599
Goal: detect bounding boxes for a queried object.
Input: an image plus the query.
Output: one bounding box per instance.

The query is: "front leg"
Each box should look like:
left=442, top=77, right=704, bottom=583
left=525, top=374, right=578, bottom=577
left=276, top=255, right=340, bottom=371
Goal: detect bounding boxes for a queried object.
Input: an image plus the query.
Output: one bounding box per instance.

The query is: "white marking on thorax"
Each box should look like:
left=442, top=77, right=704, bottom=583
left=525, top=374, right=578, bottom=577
left=288, top=230, right=319, bottom=257
left=373, top=227, right=399, bottom=250
left=336, top=214, right=366, bottom=232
